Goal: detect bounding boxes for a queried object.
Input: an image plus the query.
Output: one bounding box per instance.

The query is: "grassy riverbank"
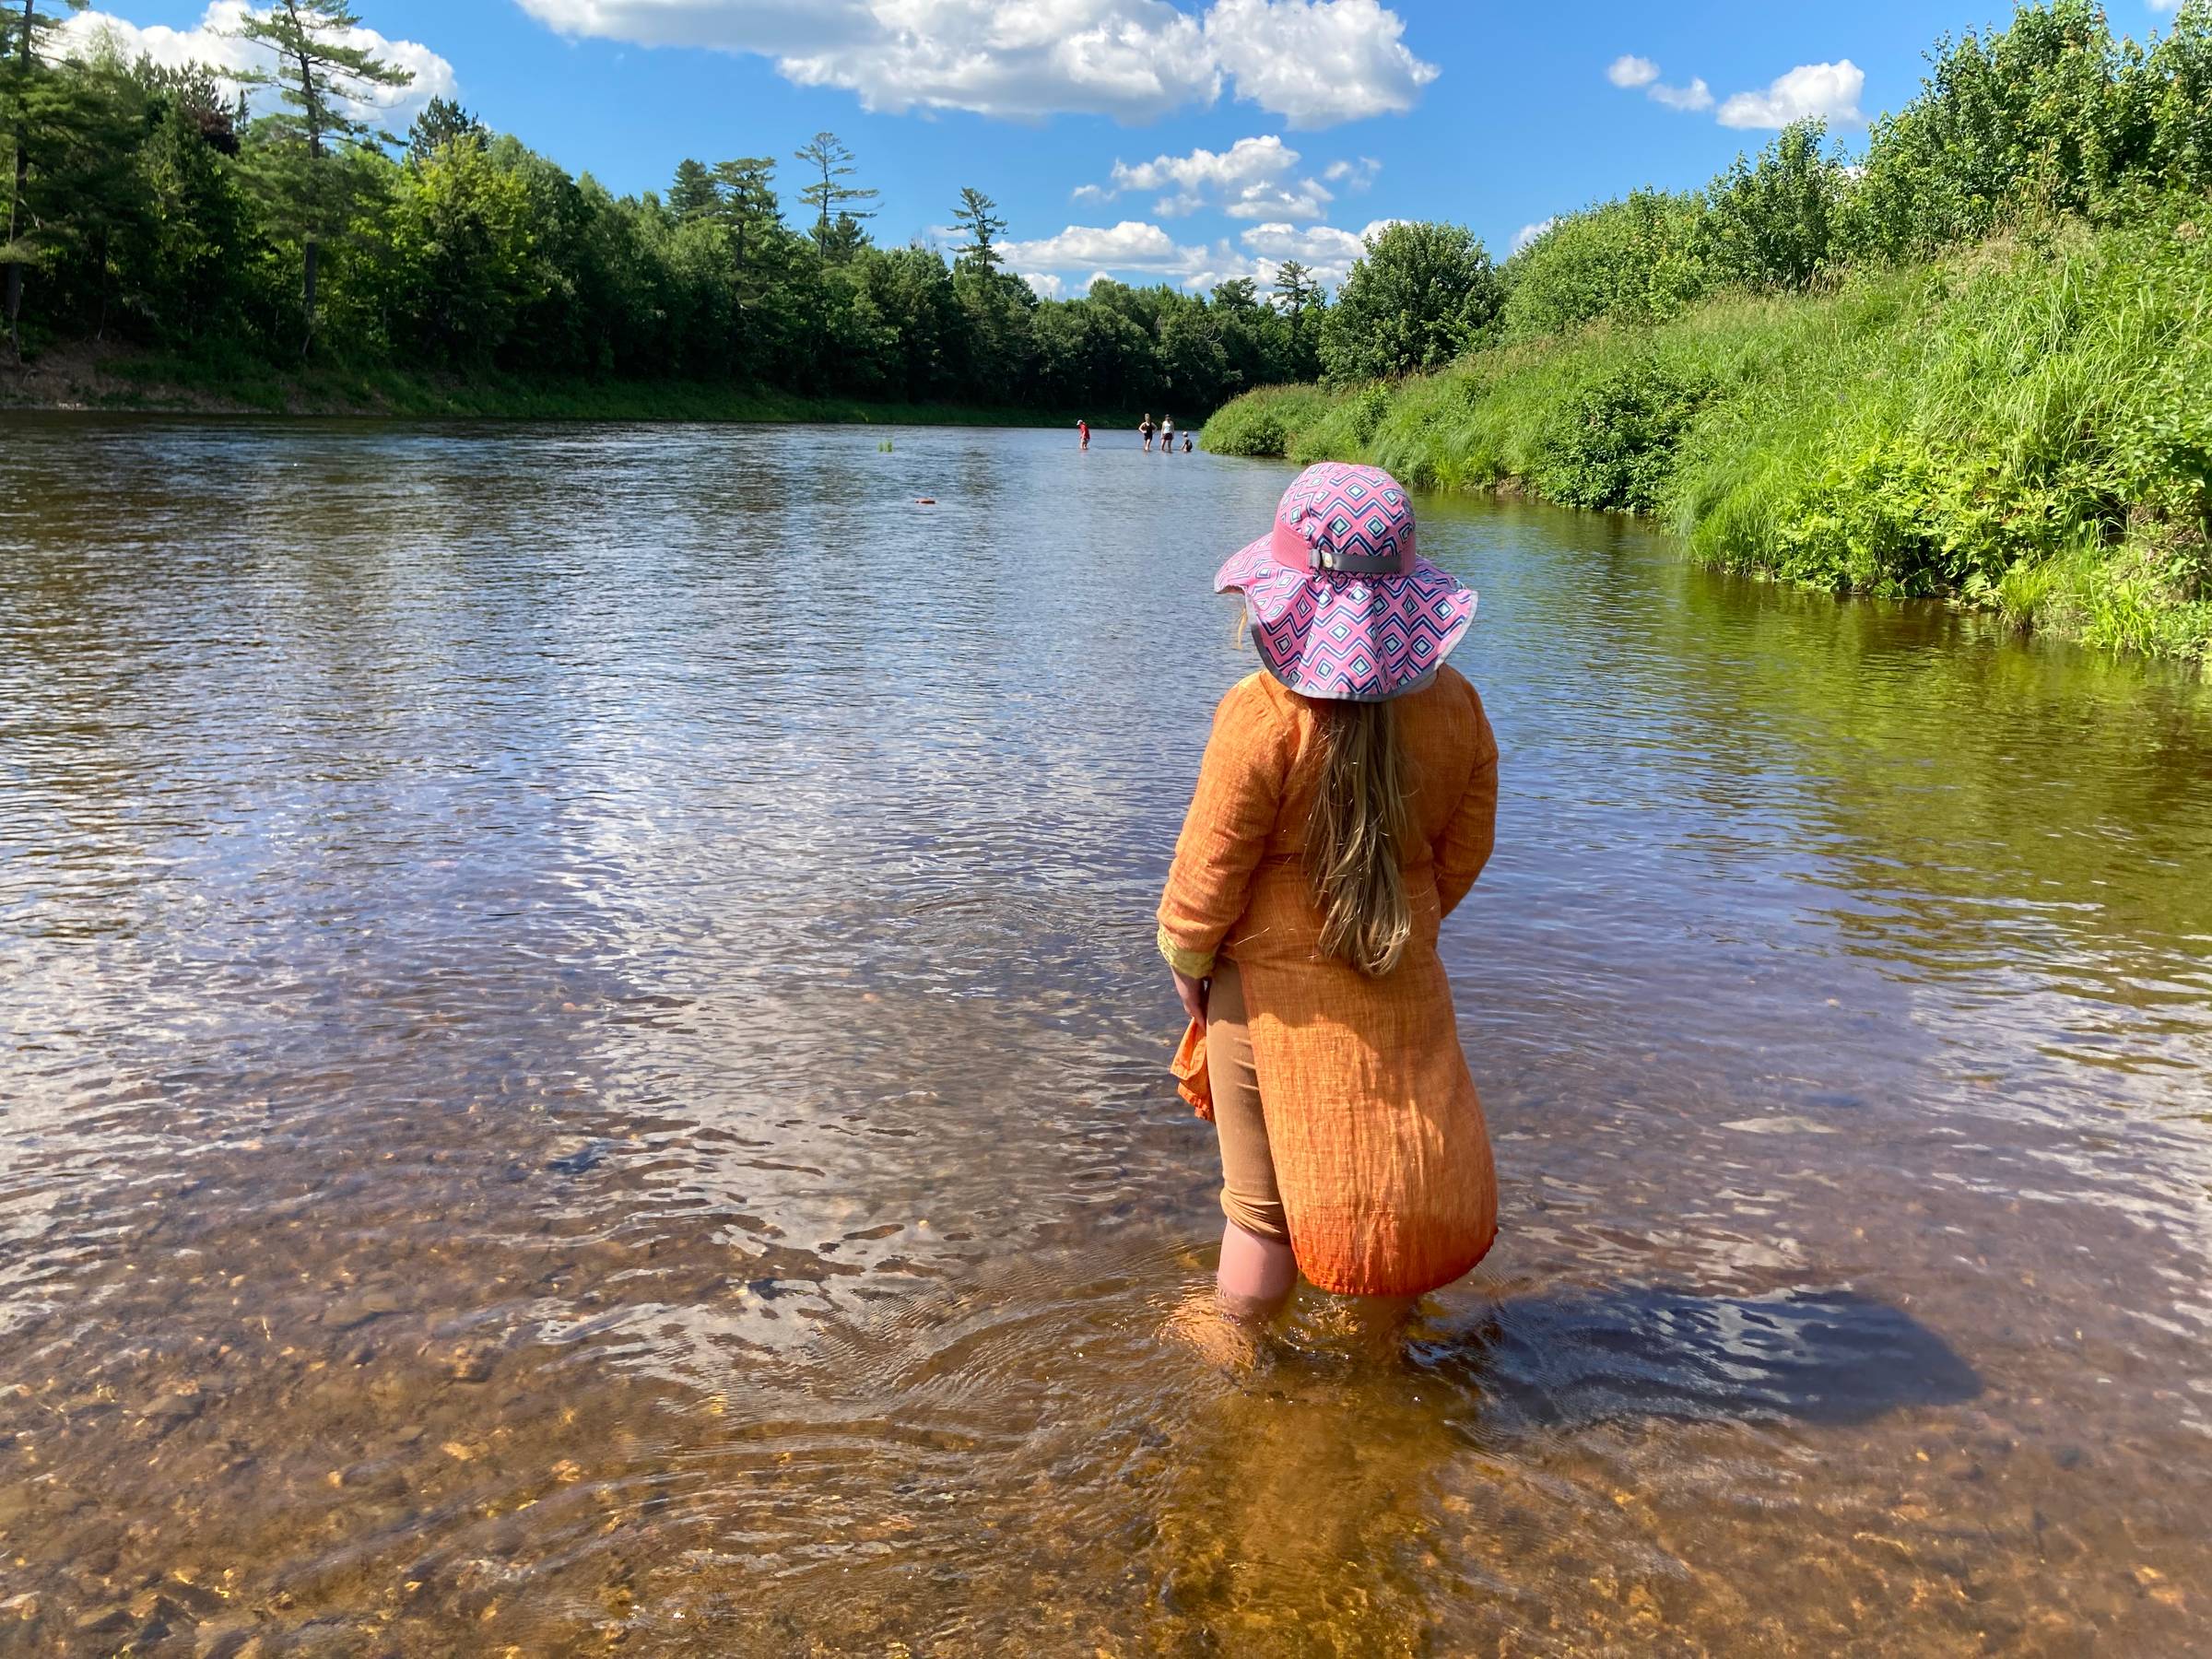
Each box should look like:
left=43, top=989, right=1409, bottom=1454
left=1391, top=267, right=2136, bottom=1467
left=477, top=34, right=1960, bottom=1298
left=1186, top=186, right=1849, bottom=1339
left=0, top=342, right=1095, bottom=426
left=1205, top=218, right=2212, bottom=665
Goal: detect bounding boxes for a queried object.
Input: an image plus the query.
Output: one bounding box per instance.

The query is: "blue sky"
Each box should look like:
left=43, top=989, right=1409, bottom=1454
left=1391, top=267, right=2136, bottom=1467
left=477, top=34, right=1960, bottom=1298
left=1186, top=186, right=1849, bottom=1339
left=69, top=1, right=2193, bottom=297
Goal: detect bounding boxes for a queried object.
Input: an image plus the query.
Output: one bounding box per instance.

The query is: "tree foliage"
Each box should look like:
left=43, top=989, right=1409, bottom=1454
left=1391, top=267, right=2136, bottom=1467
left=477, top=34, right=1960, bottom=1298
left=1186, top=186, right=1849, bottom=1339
left=1319, top=220, right=1500, bottom=382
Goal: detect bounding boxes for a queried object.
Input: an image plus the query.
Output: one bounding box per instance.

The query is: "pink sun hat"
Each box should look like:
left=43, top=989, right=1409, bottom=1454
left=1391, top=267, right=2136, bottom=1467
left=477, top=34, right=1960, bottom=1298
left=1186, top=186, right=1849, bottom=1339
left=1215, top=462, right=1477, bottom=701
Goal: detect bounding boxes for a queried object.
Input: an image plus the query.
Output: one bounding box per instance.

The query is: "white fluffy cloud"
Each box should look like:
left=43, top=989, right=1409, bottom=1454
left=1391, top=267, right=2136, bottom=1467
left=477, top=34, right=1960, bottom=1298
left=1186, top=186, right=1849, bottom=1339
left=1077, top=135, right=1354, bottom=220
left=1716, top=60, right=1865, bottom=129
left=998, top=220, right=1212, bottom=276
left=1323, top=155, right=1380, bottom=190
left=61, top=2, right=455, bottom=127
left=517, top=0, right=1433, bottom=125
left=1204, top=0, right=1437, bottom=125
left=1649, top=77, right=1712, bottom=112
left=1606, top=53, right=1711, bottom=113
left=1002, top=213, right=1394, bottom=296
left=1510, top=218, right=1556, bottom=254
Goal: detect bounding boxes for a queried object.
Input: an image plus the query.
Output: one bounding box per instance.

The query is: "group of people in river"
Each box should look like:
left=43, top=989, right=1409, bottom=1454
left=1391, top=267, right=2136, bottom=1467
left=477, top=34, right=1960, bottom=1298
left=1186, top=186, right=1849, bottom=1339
left=1074, top=416, right=1190, bottom=453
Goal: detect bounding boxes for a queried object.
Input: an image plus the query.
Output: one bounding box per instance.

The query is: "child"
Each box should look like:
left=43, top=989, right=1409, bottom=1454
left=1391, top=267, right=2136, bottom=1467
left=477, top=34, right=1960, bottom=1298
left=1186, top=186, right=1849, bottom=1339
left=1182, top=433, right=1192, bottom=453
left=1159, top=462, right=1499, bottom=1332
left=1078, top=418, right=1089, bottom=450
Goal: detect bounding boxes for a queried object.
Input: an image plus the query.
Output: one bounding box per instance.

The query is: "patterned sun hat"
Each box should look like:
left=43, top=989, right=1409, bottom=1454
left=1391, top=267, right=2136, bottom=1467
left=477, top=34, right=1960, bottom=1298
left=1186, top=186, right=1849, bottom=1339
left=1215, top=462, right=1477, bottom=701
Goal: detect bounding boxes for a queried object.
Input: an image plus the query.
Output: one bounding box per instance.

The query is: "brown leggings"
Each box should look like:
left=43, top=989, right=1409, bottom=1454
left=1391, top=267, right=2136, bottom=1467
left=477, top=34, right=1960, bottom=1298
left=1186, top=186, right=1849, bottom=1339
left=1206, top=959, right=1290, bottom=1244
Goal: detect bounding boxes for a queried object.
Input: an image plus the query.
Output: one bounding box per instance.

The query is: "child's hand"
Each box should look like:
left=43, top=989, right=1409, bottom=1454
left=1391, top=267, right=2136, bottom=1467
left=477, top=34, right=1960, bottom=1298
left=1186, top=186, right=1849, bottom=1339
left=1171, top=966, right=1208, bottom=1026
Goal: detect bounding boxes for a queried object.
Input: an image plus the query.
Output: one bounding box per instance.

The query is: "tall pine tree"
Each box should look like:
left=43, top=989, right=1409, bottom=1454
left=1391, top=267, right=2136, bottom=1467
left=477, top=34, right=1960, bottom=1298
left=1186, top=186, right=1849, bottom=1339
left=0, top=0, right=88, bottom=357
left=229, top=0, right=412, bottom=356
left=793, top=131, right=876, bottom=262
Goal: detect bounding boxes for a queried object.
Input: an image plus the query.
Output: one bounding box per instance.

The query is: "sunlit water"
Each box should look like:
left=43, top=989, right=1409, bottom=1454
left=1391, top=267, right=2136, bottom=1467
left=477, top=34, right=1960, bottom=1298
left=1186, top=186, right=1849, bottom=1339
left=3, top=418, right=2209, bottom=1654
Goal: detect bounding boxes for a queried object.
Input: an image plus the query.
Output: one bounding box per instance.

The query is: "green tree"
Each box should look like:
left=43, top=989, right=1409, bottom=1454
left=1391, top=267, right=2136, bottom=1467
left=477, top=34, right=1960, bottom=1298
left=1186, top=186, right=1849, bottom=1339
left=794, top=130, right=877, bottom=261
left=406, top=95, right=481, bottom=164
left=666, top=156, right=716, bottom=220
left=0, top=0, right=90, bottom=355
left=1319, top=220, right=1501, bottom=382
left=230, top=0, right=413, bottom=355
left=949, top=185, right=1006, bottom=272
left=1500, top=190, right=1707, bottom=338
left=1699, top=120, right=1843, bottom=291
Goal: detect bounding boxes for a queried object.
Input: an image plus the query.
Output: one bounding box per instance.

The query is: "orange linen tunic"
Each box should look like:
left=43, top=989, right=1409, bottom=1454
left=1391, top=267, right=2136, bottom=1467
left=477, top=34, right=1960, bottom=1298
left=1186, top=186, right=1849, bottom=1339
left=1158, top=665, right=1500, bottom=1298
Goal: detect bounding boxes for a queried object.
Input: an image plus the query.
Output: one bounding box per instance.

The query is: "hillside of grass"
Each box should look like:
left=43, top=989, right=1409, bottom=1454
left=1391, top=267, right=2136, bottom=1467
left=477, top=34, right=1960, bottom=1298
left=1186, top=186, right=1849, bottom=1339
left=1203, top=219, right=2212, bottom=665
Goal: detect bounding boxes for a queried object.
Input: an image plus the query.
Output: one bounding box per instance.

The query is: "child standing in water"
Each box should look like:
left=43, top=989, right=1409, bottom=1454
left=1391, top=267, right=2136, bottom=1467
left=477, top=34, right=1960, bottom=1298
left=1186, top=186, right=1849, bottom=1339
left=1161, top=414, right=1175, bottom=452
left=1077, top=418, right=1089, bottom=450
left=1159, top=462, right=1499, bottom=1334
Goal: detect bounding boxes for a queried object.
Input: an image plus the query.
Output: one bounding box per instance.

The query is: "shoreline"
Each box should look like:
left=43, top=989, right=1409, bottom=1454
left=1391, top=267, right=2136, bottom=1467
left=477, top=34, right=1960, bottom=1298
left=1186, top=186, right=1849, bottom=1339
left=0, top=342, right=1110, bottom=428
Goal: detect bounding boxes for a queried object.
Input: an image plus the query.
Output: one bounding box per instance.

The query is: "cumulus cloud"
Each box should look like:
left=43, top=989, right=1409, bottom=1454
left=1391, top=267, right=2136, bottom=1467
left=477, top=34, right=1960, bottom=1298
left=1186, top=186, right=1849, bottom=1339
left=1716, top=60, right=1864, bottom=128
left=1205, top=0, right=1437, bottom=125
left=1606, top=53, right=1712, bottom=114
left=1021, top=271, right=1065, bottom=299
left=1078, top=135, right=1343, bottom=220
left=1322, top=156, right=1381, bottom=190
left=997, top=219, right=1212, bottom=276
left=1649, top=76, right=1713, bottom=112
left=61, top=1, right=455, bottom=127
left=1510, top=218, right=1556, bottom=254
left=517, top=0, right=1434, bottom=125
left=1238, top=217, right=1398, bottom=282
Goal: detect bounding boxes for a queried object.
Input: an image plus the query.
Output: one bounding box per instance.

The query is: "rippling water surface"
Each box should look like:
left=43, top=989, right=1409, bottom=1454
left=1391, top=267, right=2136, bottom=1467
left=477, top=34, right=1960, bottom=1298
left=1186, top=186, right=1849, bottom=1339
left=3, top=417, right=2210, bottom=1654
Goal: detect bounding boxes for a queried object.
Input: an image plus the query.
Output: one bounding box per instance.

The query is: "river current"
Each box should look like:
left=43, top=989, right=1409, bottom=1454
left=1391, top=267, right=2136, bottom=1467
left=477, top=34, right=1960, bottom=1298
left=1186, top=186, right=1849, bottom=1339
left=2, top=418, right=2209, bottom=1653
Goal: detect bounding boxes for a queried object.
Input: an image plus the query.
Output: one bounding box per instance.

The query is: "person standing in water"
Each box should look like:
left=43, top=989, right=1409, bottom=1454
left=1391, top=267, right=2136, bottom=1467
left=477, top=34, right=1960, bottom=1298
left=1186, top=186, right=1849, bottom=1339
left=1078, top=418, right=1089, bottom=450
left=1139, top=413, right=1155, bottom=452
left=1161, top=414, right=1175, bottom=453
left=1182, top=433, right=1193, bottom=453
left=1160, top=462, right=1498, bottom=1336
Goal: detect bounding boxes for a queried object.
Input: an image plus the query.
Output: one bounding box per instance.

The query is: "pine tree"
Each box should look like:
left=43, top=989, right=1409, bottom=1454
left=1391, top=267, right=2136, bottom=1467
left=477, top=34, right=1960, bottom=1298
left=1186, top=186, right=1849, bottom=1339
left=406, top=96, right=481, bottom=165
left=229, top=0, right=412, bottom=356
left=667, top=157, right=716, bottom=221
left=949, top=186, right=1006, bottom=273
left=793, top=131, right=877, bottom=261
left=0, top=0, right=88, bottom=357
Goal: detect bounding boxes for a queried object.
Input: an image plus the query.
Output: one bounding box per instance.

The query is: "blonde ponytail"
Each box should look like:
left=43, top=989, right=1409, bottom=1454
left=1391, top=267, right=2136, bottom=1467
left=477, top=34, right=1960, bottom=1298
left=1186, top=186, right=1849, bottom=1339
left=1305, top=699, right=1413, bottom=977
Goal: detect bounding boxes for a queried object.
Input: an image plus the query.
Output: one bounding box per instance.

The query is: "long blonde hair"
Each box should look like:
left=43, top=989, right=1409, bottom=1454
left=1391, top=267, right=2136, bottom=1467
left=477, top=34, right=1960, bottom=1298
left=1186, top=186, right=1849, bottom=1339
left=1305, top=699, right=1413, bottom=977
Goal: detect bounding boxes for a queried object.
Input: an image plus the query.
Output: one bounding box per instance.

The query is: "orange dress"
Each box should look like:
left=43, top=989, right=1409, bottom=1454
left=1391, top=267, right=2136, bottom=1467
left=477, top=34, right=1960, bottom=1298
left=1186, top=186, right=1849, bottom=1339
left=1158, top=666, right=1500, bottom=1297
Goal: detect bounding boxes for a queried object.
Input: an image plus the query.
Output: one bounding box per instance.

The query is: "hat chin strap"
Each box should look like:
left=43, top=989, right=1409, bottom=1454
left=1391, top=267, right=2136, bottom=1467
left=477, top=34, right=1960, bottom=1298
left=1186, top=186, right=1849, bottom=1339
left=1268, top=513, right=1411, bottom=576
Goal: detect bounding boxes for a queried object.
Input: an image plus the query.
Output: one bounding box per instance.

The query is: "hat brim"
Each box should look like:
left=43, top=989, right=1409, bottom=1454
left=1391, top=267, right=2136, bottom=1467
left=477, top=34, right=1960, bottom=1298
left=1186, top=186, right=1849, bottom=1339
left=1215, top=536, right=1477, bottom=703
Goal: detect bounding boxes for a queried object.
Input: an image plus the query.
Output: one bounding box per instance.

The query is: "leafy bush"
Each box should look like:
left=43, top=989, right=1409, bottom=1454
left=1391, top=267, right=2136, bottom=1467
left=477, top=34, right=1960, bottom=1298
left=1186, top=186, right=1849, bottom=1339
left=1500, top=191, right=1709, bottom=338
left=1533, top=359, right=1714, bottom=512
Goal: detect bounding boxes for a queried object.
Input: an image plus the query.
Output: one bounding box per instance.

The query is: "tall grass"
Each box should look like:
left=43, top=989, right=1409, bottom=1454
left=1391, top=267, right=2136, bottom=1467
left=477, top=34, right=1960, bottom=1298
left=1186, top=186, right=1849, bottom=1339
left=1200, top=219, right=2212, bottom=664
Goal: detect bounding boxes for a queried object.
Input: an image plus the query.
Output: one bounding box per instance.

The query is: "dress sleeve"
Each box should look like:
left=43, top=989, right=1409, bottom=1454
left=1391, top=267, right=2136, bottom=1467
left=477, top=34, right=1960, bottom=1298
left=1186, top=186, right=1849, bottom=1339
left=1434, top=685, right=1500, bottom=921
left=1157, top=679, right=1287, bottom=978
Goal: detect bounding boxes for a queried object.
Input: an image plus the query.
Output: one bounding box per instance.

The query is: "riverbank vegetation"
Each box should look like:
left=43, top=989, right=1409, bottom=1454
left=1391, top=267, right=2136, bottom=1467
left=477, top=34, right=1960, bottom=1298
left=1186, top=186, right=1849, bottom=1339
left=1205, top=0, right=2212, bottom=664
left=1, top=3, right=1326, bottom=418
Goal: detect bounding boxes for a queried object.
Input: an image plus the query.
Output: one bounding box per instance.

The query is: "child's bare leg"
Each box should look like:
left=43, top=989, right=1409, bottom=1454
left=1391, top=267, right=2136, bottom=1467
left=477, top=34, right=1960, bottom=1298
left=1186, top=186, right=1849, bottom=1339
left=1217, top=1220, right=1296, bottom=1324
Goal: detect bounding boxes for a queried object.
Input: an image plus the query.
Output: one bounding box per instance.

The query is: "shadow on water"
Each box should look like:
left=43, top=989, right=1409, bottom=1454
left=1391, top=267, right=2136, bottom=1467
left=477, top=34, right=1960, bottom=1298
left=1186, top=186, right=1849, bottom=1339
left=1413, top=1285, right=1982, bottom=1432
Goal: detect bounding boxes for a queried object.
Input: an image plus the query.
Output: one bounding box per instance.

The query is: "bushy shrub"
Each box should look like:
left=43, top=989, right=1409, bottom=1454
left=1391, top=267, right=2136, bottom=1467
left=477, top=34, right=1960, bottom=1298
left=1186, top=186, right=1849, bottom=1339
left=1500, top=191, right=1709, bottom=338
left=1532, top=358, right=1714, bottom=512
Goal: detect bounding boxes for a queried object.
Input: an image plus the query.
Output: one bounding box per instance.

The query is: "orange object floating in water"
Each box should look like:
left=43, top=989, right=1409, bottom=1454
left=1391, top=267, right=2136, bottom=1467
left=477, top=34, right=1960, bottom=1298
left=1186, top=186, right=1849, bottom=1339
left=915, top=497, right=936, bottom=505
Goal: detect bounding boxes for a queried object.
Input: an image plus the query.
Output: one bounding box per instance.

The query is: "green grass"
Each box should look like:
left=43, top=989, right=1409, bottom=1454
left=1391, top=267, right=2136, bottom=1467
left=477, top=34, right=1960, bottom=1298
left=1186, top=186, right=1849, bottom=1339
left=1202, top=220, right=2212, bottom=665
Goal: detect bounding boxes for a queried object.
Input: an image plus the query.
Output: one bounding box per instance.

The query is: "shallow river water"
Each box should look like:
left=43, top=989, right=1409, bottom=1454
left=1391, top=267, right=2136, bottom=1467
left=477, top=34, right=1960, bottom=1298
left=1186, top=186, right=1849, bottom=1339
left=3, top=417, right=2211, bottom=1655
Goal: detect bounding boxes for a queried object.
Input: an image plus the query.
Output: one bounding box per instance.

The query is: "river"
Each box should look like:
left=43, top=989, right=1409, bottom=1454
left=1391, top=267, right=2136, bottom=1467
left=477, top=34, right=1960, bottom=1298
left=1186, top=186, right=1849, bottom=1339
left=2, top=417, right=2209, bottom=1653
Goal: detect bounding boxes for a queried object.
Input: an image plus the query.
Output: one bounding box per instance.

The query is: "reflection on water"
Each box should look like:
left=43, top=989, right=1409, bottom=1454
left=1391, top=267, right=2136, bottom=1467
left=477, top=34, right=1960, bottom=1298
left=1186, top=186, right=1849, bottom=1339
left=2, top=417, right=2209, bottom=1653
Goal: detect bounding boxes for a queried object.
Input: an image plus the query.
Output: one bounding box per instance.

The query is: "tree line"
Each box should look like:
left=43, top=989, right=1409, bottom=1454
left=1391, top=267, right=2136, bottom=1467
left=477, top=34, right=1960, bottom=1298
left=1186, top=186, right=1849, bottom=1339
left=3, top=0, right=1333, bottom=412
